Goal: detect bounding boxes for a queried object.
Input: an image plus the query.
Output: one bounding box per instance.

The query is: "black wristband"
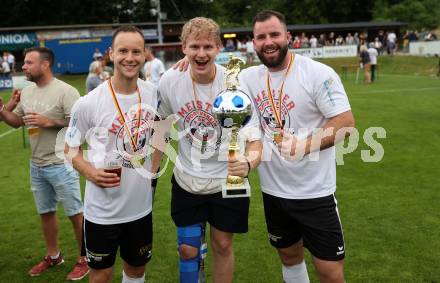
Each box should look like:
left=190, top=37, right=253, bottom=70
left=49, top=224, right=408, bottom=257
left=245, top=160, right=251, bottom=178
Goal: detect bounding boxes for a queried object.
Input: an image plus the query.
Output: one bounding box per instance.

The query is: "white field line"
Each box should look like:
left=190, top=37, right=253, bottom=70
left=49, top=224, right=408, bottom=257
left=379, top=73, right=440, bottom=78
left=351, top=86, right=440, bottom=95
left=378, top=73, right=432, bottom=78
left=0, top=128, right=19, bottom=139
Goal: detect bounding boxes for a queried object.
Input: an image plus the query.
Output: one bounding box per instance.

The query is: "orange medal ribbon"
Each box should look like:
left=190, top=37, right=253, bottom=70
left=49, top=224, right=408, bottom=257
left=266, top=53, right=294, bottom=143
left=107, top=79, right=142, bottom=152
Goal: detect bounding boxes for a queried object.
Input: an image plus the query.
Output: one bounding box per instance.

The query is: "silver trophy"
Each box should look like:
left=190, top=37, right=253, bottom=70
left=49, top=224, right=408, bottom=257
left=212, top=55, right=253, bottom=198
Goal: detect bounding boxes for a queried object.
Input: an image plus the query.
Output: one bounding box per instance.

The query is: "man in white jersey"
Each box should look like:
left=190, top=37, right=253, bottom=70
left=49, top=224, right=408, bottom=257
left=65, top=26, right=158, bottom=283
left=142, top=45, right=165, bottom=86
left=239, top=11, right=355, bottom=283
left=154, top=17, right=262, bottom=283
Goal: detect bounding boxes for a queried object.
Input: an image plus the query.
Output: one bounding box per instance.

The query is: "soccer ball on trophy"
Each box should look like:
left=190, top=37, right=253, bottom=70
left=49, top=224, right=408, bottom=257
left=212, top=55, right=253, bottom=198
left=212, top=89, right=252, bottom=129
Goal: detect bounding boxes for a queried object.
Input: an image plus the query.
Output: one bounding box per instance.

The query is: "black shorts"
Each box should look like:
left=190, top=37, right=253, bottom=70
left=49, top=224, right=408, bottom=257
left=263, top=192, right=345, bottom=261
left=171, top=175, right=249, bottom=233
left=84, top=213, right=153, bottom=269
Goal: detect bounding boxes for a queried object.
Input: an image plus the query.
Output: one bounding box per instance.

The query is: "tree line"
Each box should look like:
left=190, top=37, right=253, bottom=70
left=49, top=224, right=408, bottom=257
left=1, top=0, right=438, bottom=30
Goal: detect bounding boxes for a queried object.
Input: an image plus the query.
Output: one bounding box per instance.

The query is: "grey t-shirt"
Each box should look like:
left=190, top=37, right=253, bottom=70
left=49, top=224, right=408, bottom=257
left=86, top=74, right=103, bottom=93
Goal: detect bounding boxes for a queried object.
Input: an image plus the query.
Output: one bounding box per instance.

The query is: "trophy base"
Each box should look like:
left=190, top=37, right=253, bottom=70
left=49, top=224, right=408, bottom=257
left=221, top=179, right=251, bottom=198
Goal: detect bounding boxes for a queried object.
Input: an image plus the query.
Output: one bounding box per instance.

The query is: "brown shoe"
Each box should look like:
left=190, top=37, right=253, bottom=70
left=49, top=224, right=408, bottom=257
left=66, top=257, right=90, bottom=281
left=28, top=253, right=64, bottom=277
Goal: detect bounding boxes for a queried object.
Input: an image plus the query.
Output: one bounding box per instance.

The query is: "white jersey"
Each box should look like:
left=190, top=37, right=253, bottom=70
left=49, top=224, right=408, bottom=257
left=65, top=78, right=158, bottom=224
left=246, top=41, right=254, bottom=53
left=7, top=54, right=15, bottom=64
left=387, top=32, right=396, bottom=43
left=143, top=58, right=166, bottom=86
left=158, top=64, right=260, bottom=194
left=1, top=61, right=10, bottom=72
left=368, top=47, right=378, bottom=65
left=239, top=54, right=351, bottom=199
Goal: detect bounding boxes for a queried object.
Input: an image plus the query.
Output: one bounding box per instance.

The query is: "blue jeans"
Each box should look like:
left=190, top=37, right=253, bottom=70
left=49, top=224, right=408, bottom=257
left=30, top=162, right=83, bottom=216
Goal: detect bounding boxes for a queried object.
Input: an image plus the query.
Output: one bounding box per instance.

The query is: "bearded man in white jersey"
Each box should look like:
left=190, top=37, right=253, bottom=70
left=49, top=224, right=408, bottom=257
left=65, top=26, right=158, bottom=283
left=174, top=12, right=354, bottom=281
left=154, top=17, right=262, bottom=283
left=238, top=10, right=355, bottom=283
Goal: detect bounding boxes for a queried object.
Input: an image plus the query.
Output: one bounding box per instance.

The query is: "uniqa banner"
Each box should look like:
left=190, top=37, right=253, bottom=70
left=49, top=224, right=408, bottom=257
left=0, top=32, right=37, bottom=50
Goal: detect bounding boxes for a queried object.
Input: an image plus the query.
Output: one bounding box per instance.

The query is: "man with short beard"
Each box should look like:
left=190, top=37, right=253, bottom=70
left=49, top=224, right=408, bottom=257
left=238, top=10, right=355, bottom=283
left=0, top=47, right=89, bottom=281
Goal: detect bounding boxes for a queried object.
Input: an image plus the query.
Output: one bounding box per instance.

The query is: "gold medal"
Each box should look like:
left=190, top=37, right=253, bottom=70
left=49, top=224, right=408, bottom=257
left=274, top=132, right=283, bottom=144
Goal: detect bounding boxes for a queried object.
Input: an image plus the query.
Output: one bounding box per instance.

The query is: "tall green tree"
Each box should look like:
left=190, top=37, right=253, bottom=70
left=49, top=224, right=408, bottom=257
left=5, top=0, right=437, bottom=30
left=373, top=0, right=440, bottom=29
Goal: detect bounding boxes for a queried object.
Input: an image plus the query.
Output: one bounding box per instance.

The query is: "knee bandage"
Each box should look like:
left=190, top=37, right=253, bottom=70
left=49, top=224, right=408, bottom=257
left=282, top=261, right=309, bottom=283
left=177, top=223, right=207, bottom=283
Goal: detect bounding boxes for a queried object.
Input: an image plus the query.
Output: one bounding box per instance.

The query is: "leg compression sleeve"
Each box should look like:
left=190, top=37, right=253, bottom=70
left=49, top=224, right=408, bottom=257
left=177, top=224, right=204, bottom=283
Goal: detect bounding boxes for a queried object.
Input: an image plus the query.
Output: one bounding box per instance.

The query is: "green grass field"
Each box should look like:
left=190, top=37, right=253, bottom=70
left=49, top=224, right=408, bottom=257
left=0, top=55, right=439, bottom=282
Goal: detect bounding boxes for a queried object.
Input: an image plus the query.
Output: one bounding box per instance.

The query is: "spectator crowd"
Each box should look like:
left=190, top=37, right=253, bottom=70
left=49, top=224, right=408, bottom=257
left=0, top=51, right=15, bottom=77
left=221, top=28, right=439, bottom=59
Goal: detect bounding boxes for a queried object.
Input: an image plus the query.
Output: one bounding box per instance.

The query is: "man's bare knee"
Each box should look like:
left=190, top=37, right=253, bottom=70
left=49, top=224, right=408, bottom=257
left=313, top=258, right=344, bottom=283
left=211, top=237, right=232, bottom=257
left=277, top=242, right=304, bottom=266
left=90, top=267, right=113, bottom=283
left=68, top=212, right=83, bottom=219
left=319, top=269, right=344, bottom=283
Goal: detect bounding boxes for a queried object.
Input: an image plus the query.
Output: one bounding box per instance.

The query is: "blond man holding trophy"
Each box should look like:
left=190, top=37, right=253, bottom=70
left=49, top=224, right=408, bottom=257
left=154, top=17, right=262, bottom=283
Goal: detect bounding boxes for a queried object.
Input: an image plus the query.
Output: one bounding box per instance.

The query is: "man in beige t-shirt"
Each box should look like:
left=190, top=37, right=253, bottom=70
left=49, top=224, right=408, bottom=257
left=0, top=47, right=89, bottom=281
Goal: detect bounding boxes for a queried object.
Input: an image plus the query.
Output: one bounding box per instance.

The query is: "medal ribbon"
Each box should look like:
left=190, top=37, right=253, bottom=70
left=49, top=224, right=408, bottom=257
left=190, top=68, right=217, bottom=153
left=266, top=52, right=294, bottom=130
left=107, top=79, right=142, bottom=152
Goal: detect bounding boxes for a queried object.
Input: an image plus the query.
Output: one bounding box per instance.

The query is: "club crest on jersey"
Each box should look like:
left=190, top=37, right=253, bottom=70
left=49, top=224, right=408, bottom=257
left=254, top=89, right=296, bottom=141
left=109, top=109, right=155, bottom=168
